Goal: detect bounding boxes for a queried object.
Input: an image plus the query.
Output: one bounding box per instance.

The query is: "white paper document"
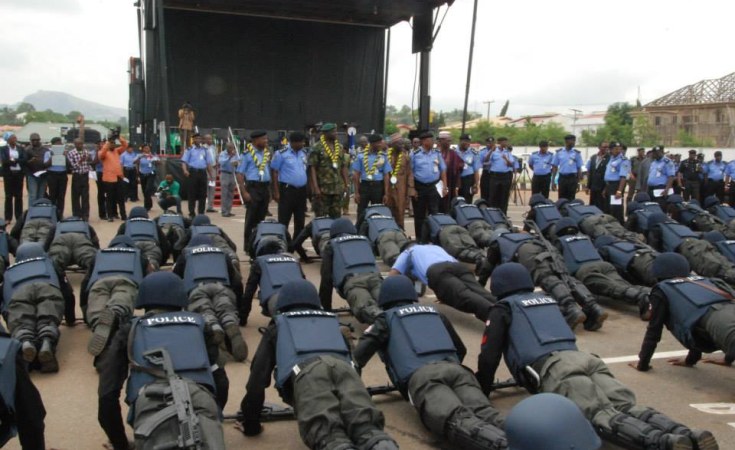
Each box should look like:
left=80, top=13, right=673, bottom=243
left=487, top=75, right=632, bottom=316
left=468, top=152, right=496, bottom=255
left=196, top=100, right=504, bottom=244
left=208, top=181, right=216, bottom=187
left=33, top=170, right=46, bottom=177
left=436, top=180, right=445, bottom=197
left=88, top=171, right=97, bottom=181
left=610, top=195, right=623, bottom=205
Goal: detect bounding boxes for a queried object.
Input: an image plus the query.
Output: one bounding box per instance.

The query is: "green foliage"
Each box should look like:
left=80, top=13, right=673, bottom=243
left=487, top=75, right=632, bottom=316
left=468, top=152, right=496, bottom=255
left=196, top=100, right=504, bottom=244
left=676, top=129, right=714, bottom=147
left=449, top=120, right=568, bottom=146
left=384, top=118, right=398, bottom=135
left=499, top=100, right=509, bottom=117
left=25, top=109, right=68, bottom=123
left=632, top=116, right=660, bottom=146
left=384, top=105, right=480, bottom=127
left=15, top=102, right=35, bottom=114
left=580, top=102, right=634, bottom=146
left=66, top=110, right=83, bottom=122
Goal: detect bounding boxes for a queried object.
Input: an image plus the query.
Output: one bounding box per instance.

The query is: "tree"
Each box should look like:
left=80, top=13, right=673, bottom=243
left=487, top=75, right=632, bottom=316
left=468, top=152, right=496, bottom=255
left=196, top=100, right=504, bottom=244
left=579, top=102, right=635, bottom=146
left=499, top=100, right=509, bottom=117
left=25, top=109, right=68, bottom=123
left=676, top=130, right=714, bottom=147
left=632, top=116, right=660, bottom=146
left=15, top=102, right=35, bottom=114
left=384, top=119, right=398, bottom=135
left=66, top=110, right=83, bottom=122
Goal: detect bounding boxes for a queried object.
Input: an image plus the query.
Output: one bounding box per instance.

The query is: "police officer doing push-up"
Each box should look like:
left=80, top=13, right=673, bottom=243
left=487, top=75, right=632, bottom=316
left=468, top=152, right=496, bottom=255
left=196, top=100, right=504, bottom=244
left=354, top=276, right=508, bottom=450
left=155, top=210, right=188, bottom=264
left=422, top=213, right=490, bottom=277
left=81, top=236, right=147, bottom=357
left=10, top=198, right=58, bottom=245
left=96, top=272, right=228, bottom=450
left=320, top=218, right=384, bottom=323
left=478, top=263, right=717, bottom=450
left=46, top=215, right=100, bottom=271
left=178, top=214, right=240, bottom=269
left=632, top=253, right=735, bottom=371
left=242, top=237, right=306, bottom=320
left=117, top=206, right=167, bottom=271
left=173, top=234, right=247, bottom=362
left=593, top=235, right=659, bottom=288
left=390, top=243, right=495, bottom=321
left=290, top=216, right=334, bottom=260
left=1, top=242, right=74, bottom=373
left=238, top=279, right=399, bottom=450
left=359, top=209, right=410, bottom=267
left=450, top=197, right=503, bottom=248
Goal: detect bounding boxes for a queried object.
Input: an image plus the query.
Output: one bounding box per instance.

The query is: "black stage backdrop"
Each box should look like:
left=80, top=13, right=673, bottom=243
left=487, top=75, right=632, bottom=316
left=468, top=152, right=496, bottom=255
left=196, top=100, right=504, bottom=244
left=164, top=9, right=386, bottom=131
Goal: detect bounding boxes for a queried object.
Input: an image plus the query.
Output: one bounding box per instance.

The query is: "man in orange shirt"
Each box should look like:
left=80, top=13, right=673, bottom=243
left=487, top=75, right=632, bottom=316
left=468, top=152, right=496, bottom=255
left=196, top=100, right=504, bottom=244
left=98, top=132, right=128, bottom=222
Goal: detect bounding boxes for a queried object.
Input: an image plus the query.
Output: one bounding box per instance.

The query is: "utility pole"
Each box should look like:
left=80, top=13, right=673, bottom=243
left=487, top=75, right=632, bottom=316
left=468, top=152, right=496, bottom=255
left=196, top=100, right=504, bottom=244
left=483, top=100, right=495, bottom=121
left=570, top=108, right=582, bottom=136
left=460, top=0, right=479, bottom=135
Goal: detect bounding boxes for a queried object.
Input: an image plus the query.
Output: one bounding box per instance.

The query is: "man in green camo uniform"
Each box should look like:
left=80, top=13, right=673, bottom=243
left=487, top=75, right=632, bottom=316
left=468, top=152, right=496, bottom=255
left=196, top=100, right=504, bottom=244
left=308, top=123, right=350, bottom=218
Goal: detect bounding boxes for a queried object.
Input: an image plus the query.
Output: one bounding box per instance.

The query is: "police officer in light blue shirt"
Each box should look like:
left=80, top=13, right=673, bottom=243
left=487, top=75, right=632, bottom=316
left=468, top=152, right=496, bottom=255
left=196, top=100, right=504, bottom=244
left=646, top=146, right=676, bottom=208
left=120, top=147, right=139, bottom=202
left=236, top=130, right=272, bottom=249
left=45, top=137, right=68, bottom=218
left=455, top=134, right=480, bottom=202
left=604, top=142, right=631, bottom=223
left=528, top=140, right=554, bottom=198
left=217, top=143, right=240, bottom=217
left=272, top=131, right=309, bottom=237
left=478, top=137, right=496, bottom=200
left=551, top=135, right=584, bottom=200
left=352, top=134, right=392, bottom=228
left=704, top=150, right=726, bottom=201
left=411, top=131, right=448, bottom=241
left=181, top=132, right=214, bottom=216
left=485, top=137, right=516, bottom=214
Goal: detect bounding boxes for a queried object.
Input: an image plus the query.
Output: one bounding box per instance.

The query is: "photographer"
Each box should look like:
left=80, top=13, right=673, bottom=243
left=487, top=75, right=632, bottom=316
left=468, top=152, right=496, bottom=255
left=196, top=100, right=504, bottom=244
left=98, top=129, right=128, bottom=222
left=157, top=173, right=182, bottom=214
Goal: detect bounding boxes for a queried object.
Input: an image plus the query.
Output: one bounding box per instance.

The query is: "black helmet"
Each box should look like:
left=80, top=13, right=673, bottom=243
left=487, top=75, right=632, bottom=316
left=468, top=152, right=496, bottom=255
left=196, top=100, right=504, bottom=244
left=256, top=236, right=287, bottom=257
left=451, top=197, right=467, bottom=209
left=666, top=194, right=683, bottom=205
left=109, top=235, right=136, bottom=248
left=593, top=235, right=617, bottom=249
left=16, top=242, right=45, bottom=260
left=505, top=393, right=601, bottom=450
left=191, top=214, right=211, bottom=226
left=703, top=230, right=726, bottom=244
left=474, top=198, right=489, bottom=208
left=129, top=206, right=149, bottom=219
left=378, top=275, right=417, bottom=308
left=554, top=217, right=578, bottom=237
left=555, top=198, right=570, bottom=210
left=704, top=195, right=721, bottom=209
left=634, top=192, right=652, bottom=202
left=188, top=234, right=214, bottom=248
left=529, top=193, right=549, bottom=207
left=330, top=218, right=356, bottom=238
left=490, top=263, right=534, bottom=298
left=32, top=198, right=52, bottom=206
left=569, top=198, right=585, bottom=206
left=275, top=279, right=321, bottom=312
left=652, top=252, right=690, bottom=280
left=135, top=272, right=188, bottom=309
left=647, top=212, right=670, bottom=229
left=627, top=201, right=642, bottom=214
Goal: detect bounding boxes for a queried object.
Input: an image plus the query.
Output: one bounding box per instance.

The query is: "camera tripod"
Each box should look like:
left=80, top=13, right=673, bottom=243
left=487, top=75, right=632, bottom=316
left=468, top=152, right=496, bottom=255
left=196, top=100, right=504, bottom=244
left=511, top=163, right=532, bottom=206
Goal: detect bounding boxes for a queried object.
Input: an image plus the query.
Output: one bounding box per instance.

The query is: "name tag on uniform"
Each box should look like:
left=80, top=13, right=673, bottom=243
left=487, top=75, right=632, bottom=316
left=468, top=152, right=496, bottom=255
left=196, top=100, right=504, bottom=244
left=367, top=174, right=373, bottom=181
left=568, top=159, right=575, bottom=166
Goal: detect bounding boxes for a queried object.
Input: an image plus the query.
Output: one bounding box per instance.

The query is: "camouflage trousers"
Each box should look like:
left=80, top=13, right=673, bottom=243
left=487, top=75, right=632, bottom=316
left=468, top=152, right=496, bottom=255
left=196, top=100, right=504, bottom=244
left=86, top=276, right=138, bottom=329
left=343, top=273, right=384, bottom=324
left=575, top=261, right=650, bottom=306
left=188, top=282, right=239, bottom=328
left=376, top=231, right=409, bottom=267
left=48, top=233, right=97, bottom=271
left=316, top=194, right=344, bottom=219
left=135, top=240, right=163, bottom=271
left=439, top=225, right=485, bottom=264
left=679, top=239, right=735, bottom=286
left=7, top=282, right=64, bottom=345
left=20, top=219, right=52, bottom=244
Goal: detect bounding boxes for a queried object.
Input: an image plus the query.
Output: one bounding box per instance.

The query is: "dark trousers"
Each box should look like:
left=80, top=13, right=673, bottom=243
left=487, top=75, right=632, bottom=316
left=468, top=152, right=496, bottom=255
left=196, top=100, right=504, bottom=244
left=356, top=180, right=385, bottom=229
left=531, top=174, right=551, bottom=198
left=458, top=175, right=475, bottom=203
left=123, top=167, right=138, bottom=201
left=647, top=185, right=668, bottom=209
left=427, top=261, right=495, bottom=321
left=278, top=184, right=307, bottom=240
left=488, top=172, right=512, bottom=214
left=46, top=171, right=68, bottom=218
left=96, top=172, right=108, bottom=219
left=70, top=173, right=90, bottom=219
left=414, top=181, right=440, bottom=242
left=480, top=170, right=491, bottom=201
left=682, top=180, right=700, bottom=202
left=139, top=173, right=155, bottom=210
left=3, top=171, right=24, bottom=221
left=589, top=188, right=606, bottom=212
left=605, top=181, right=624, bottom=224
left=187, top=169, right=208, bottom=216
left=244, top=182, right=271, bottom=250
left=706, top=179, right=725, bottom=202
left=558, top=175, right=579, bottom=201
left=103, top=180, right=126, bottom=220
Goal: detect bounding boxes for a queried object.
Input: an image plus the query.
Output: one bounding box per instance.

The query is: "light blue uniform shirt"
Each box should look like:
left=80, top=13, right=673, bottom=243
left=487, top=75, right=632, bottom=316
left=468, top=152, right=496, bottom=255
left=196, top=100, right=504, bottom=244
left=411, top=148, right=446, bottom=184
left=705, top=160, right=727, bottom=181
left=479, top=146, right=495, bottom=169
left=552, top=148, right=583, bottom=174
left=725, top=161, right=735, bottom=179
left=352, top=151, right=392, bottom=182
left=487, top=149, right=515, bottom=173
left=271, top=146, right=307, bottom=187
left=138, top=154, right=155, bottom=174
left=647, top=157, right=676, bottom=187
left=237, top=147, right=272, bottom=182
left=604, top=154, right=631, bottom=182
left=456, top=148, right=480, bottom=177
left=218, top=152, right=240, bottom=174
left=181, top=145, right=213, bottom=169
left=120, top=151, right=137, bottom=169
left=528, top=151, right=554, bottom=176
left=392, top=244, right=456, bottom=285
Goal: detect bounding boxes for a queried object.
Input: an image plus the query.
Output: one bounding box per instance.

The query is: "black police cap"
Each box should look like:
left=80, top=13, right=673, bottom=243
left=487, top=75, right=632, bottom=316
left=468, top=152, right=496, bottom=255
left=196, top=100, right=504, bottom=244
left=250, top=130, right=267, bottom=139
left=459, top=134, right=471, bottom=141
left=368, top=134, right=383, bottom=144
left=419, top=131, right=434, bottom=139
left=564, top=134, right=576, bottom=140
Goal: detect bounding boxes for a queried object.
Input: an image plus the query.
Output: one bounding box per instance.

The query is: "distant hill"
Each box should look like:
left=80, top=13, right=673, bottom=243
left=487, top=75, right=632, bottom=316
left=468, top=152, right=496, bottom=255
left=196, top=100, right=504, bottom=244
left=22, top=90, right=126, bottom=122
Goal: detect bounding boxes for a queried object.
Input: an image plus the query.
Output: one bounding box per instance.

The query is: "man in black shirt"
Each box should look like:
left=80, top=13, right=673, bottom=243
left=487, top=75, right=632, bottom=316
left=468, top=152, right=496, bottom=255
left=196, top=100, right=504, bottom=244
left=677, top=149, right=703, bottom=202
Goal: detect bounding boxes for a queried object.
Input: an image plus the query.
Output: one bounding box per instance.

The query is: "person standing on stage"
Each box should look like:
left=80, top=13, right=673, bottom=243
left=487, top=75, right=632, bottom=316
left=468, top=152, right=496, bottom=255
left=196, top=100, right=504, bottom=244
left=456, top=134, right=480, bottom=203
left=353, top=134, right=391, bottom=227
left=552, top=134, right=584, bottom=201
left=308, top=123, right=350, bottom=218
left=177, top=102, right=195, bottom=151
left=181, top=132, right=214, bottom=217
left=411, top=131, right=447, bottom=241
left=528, top=140, right=554, bottom=198
left=486, top=137, right=516, bottom=214
left=237, top=130, right=272, bottom=250
left=1, top=132, right=25, bottom=223
left=218, top=142, right=240, bottom=217
left=479, top=136, right=495, bottom=201
left=272, top=131, right=309, bottom=239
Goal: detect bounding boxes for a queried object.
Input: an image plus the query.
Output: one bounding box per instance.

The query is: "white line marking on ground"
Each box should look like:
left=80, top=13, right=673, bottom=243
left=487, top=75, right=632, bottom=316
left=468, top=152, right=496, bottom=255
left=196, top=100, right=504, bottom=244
left=728, top=423, right=735, bottom=429
left=689, top=404, right=735, bottom=415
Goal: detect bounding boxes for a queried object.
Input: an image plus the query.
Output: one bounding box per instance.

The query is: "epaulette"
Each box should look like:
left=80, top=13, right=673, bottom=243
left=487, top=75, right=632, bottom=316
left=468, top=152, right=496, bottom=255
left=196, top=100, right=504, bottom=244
left=470, top=148, right=479, bottom=154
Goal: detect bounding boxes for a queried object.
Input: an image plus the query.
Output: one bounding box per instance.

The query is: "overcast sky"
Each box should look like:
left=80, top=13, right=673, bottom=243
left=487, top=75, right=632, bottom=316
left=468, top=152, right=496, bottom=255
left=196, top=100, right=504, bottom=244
left=0, top=0, right=733, bottom=118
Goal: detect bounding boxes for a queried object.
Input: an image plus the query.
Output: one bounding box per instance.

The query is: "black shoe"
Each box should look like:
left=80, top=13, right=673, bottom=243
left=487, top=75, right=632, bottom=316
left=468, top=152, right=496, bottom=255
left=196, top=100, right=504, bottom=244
left=88, top=309, right=116, bottom=356
left=564, top=307, right=587, bottom=331
left=583, top=304, right=608, bottom=331
left=21, top=341, right=37, bottom=362
left=38, top=339, right=59, bottom=373
left=107, top=218, right=114, bottom=222
left=689, top=429, right=718, bottom=450
left=207, top=208, right=217, bottom=213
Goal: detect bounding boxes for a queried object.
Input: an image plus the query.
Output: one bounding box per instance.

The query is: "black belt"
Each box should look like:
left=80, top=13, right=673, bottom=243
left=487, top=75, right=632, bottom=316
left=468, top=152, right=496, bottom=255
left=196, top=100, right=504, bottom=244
left=279, top=182, right=306, bottom=189
left=490, top=171, right=512, bottom=176
left=649, top=185, right=665, bottom=189
left=415, top=180, right=439, bottom=187
left=220, top=171, right=233, bottom=174
left=360, top=180, right=383, bottom=184
left=247, top=181, right=270, bottom=186
left=534, top=173, right=551, bottom=177
left=559, top=173, right=577, bottom=178
left=190, top=168, right=207, bottom=172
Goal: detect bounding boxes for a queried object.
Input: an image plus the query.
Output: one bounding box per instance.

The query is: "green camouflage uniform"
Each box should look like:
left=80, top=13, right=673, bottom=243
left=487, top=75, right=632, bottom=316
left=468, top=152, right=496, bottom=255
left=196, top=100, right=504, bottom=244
left=308, top=140, right=349, bottom=218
